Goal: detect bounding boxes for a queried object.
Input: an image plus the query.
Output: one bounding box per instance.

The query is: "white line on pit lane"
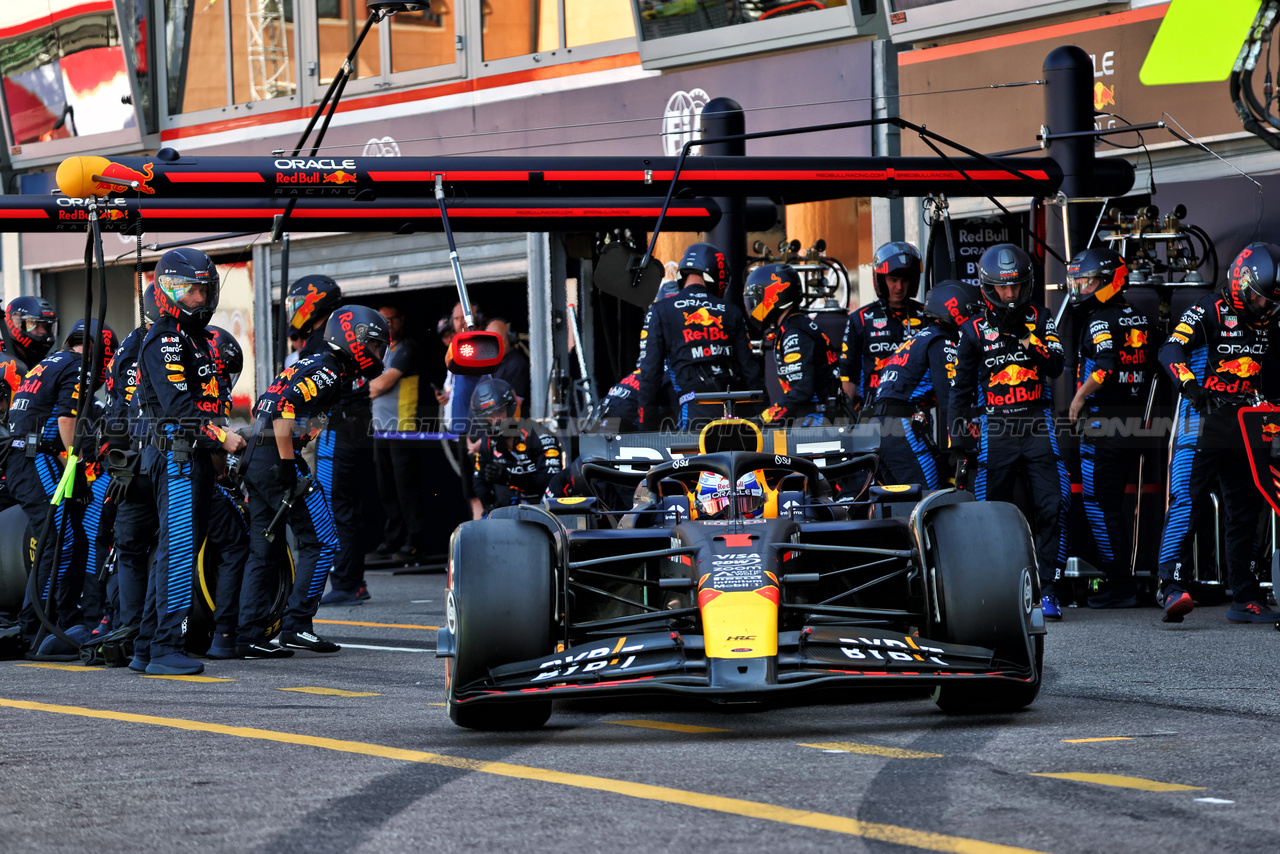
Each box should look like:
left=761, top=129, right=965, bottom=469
left=411, top=600, right=434, bottom=603
left=339, top=643, right=432, bottom=653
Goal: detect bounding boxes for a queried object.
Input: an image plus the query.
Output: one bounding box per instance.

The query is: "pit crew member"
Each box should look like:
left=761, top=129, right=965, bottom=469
left=471, top=378, right=562, bottom=514
left=839, top=242, right=925, bottom=407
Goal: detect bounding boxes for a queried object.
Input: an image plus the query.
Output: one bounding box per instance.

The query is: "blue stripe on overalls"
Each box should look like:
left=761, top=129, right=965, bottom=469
left=1077, top=361, right=1113, bottom=562
left=164, top=439, right=196, bottom=614
left=1045, top=406, right=1071, bottom=569
left=974, top=384, right=989, bottom=498
left=82, top=474, right=110, bottom=577
left=303, top=483, right=340, bottom=598
left=315, top=430, right=336, bottom=508
left=901, top=416, right=939, bottom=490
left=34, top=454, right=71, bottom=597
left=1158, top=349, right=1207, bottom=566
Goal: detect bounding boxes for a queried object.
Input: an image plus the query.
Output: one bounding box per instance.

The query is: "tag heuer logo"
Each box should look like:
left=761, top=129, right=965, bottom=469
left=984, top=330, right=1000, bottom=341
left=1224, top=317, right=1238, bottom=328
left=873, top=318, right=887, bottom=329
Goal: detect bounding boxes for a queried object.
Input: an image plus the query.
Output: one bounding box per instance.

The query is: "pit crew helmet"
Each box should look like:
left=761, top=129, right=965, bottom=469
left=2, top=296, right=58, bottom=364
left=743, top=263, right=802, bottom=330
left=154, top=248, right=219, bottom=329
left=694, top=469, right=767, bottom=520
left=1067, top=246, right=1127, bottom=309
left=1227, top=242, right=1280, bottom=322
left=65, top=318, right=117, bottom=385
left=206, top=325, right=244, bottom=389
left=677, top=242, right=730, bottom=296
left=923, top=280, right=980, bottom=335
left=323, top=304, right=390, bottom=380
left=977, top=243, right=1034, bottom=320
left=871, top=241, right=922, bottom=303
left=142, top=284, right=159, bottom=325
left=471, top=377, right=518, bottom=422
left=287, top=274, right=343, bottom=335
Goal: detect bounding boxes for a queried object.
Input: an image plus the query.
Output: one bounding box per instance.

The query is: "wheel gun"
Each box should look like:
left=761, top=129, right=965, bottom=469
left=263, top=475, right=314, bottom=543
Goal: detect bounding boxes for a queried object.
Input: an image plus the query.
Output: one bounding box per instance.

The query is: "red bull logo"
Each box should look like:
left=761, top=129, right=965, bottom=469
left=1093, top=82, right=1116, bottom=111
left=291, top=284, right=325, bottom=331
left=750, top=274, right=788, bottom=322
left=92, top=162, right=155, bottom=196
left=683, top=308, right=723, bottom=328
left=1219, top=356, right=1262, bottom=378
left=1124, top=328, right=1147, bottom=349
left=1263, top=423, right=1280, bottom=437
left=323, top=170, right=358, bottom=185
left=989, top=364, right=1039, bottom=386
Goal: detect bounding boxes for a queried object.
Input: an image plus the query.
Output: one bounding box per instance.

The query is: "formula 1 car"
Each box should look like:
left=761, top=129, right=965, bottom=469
left=437, top=414, right=1046, bottom=730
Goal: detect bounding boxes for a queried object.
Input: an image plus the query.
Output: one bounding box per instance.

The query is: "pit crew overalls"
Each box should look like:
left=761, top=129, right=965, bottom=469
left=952, top=307, right=1069, bottom=590
left=236, top=353, right=344, bottom=645
left=760, top=313, right=839, bottom=427
left=473, top=420, right=563, bottom=514
left=1157, top=294, right=1273, bottom=603
left=868, top=324, right=956, bottom=490
left=838, top=299, right=924, bottom=404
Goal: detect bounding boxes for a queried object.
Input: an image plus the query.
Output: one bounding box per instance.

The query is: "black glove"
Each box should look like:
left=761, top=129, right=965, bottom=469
left=948, top=446, right=970, bottom=472
left=271, top=460, right=299, bottom=492
left=998, top=310, right=1029, bottom=339
left=480, top=460, right=510, bottom=485
left=1180, top=379, right=1211, bottom=411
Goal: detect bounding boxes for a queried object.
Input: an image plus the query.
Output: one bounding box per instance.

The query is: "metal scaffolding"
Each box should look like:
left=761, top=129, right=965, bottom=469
left=246, top=0, right=294, bottom=101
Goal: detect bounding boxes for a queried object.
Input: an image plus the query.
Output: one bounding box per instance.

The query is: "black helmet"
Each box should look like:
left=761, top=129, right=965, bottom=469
left=287, top=274, right=343, bottom=335
left=743, top=263, right=802, bottom=330
left=656, top=279, right=680, bottom=301
left=924, top=279, right=981, bottom=334
left=154, top=248, right=219, bottom=329
left=142, top=283, right=159, bottom=325
left=471, top=377, right=517, bottom=422
left=1067, top=246, right=1127, bottom=308
left=1228, top=242, right=1280, bottom=322
left=871, top=241, right=922, bottom=302
left=977, top=243, right=1034, bottom=318
left=206, top=325, right=244, bottom=389
left=677, top=242, right=729, bottom=296
left=3, top=296, right=58, bottom=364
left=324, top=304, right=390, bottom=380
left=65, top=318, right=117, bottom=386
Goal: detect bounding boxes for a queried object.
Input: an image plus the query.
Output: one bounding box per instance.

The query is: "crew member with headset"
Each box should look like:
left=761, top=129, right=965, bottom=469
left=471, top=378, right=562, bottom=515
left=636, top=242, right=762, bottom=431
left=288, top=274, right=376, bottom=589
left=201, top=325, right=252, bottom=659
left=867, top=280, right=979, bottom=490
left=9, top=318, right=112, bottom=657
left=1157, top=243, right=1280, bottom=624
left=236, top=306, right=391, bottom=658
left=1065, top=247, right=1152, bottom=609
left=134, top=248, right=246, bottom=676
left=742, top=262, right=839, bottom=426
left=950, top=244, right=1069, bottom=620
left=839, top=242, right=925, bottom=409
left=0, top=298, right=59, bottom=511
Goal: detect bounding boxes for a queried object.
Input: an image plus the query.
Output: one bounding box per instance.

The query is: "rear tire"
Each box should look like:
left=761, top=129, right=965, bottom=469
left=446, top=519, right=555, bottom=730
left=0, top=506, right=33, bottom=616
left=926, top=501, right=1042, bottom=714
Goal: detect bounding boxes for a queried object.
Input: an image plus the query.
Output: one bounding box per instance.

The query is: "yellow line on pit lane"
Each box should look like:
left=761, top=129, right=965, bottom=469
left=0, top=696, right=1047, bottom=854
left=609, top=719, right=729, bottom=734
left=313, top=619, right=439, bottom=630
left=280, top=687, right=381, bottom=697
left=16, top=663, right=99, bottom=672
left=139, top=675, right=235, bottom=683
left=800, top=742, right=943, bottom=759
left=1062, top=737, right=1133, bottom=743
left=1032, top=772, right=1204, bottom=792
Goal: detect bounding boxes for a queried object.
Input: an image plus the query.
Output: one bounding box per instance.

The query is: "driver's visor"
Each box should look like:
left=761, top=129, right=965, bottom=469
left=1247, top=282, right=1280, bottom=317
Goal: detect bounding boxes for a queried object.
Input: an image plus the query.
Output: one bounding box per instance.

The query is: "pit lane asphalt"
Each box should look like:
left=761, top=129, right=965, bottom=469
left=1, top=571, right=1277, bottom=854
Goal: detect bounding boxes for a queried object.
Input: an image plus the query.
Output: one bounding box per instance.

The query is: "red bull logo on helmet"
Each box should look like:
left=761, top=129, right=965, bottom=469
left=750, top=274, right=789, bottom=323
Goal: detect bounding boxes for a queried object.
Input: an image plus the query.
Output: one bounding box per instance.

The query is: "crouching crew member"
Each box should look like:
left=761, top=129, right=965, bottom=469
left=868, top=280, right=978, bottom=490
left=743, top=263, right=839, bottom=426
left=839, top=242, right=925, bottom=409
left=951, top=244, right=1069, bottom=619
left=1157, top=243, right=1280, bottom=624
left=636, top=242, right=762, bottom=430
left=9, top=319, right=110, bottom=656
left=471, top=378, right=562, bottom=514
left=1065, top=247, right=1152, bottom=609
left=236, top=306, right=391, bottom=658
left=135, top=249, right=245, bottom=676
left=0, top=297, right=58, bottom=511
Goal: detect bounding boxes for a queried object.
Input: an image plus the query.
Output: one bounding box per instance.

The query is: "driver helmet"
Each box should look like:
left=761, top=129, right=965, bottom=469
left=694, top=470, right=768, bottom=520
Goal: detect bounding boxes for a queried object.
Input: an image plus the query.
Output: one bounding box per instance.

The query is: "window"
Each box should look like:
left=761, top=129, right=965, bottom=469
left=480, top=0, right=635, bottom=66
left=390, top=3, right=457, bottom=74
left=0, top=2, right=138, bottom=147
left=165, top=0, right=298, bottom=115
left=629, top=1, right=878, bottom=69
left=883, top=0, right=1127, bottom=45
left=315, top=1, right=458, bottom=84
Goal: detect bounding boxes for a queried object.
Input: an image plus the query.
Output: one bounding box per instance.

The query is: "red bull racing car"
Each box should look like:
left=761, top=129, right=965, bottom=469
left=437, top=416, right=1046, bottom=730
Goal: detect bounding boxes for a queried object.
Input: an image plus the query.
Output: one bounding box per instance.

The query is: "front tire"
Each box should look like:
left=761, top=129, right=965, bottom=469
left=926, top=501, right=1042, bottom=714
left=0, top=505, right=32, bottom=615
left=446, top=519, right=555, bottom=730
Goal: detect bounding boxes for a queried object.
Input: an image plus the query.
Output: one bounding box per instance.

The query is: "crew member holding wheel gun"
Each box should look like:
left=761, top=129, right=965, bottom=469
left=134, top=248, right=245, bottom=676
left=235, top=306, right=390, bottom=659
left=1157, top=242, right=1280, bottom=625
